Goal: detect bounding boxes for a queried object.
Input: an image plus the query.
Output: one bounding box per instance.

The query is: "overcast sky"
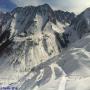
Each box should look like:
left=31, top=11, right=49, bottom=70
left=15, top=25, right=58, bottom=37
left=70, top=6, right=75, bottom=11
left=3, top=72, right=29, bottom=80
left=0, top=0, right=90, bottom=14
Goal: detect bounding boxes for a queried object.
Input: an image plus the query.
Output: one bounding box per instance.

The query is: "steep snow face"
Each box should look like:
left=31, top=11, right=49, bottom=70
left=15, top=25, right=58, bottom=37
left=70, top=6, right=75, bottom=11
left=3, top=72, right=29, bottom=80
left=6, top=20, right=64, bottom=72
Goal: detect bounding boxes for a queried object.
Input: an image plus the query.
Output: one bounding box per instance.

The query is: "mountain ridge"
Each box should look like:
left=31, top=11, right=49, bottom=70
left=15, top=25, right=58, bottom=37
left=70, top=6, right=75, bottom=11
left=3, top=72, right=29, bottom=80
left=0, top=4, right=90, bottom=90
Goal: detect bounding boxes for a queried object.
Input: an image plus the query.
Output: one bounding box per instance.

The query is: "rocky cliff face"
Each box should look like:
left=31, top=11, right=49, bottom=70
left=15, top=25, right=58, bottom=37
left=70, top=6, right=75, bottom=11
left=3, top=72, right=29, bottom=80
left=0, top=4, right=75, bottom=72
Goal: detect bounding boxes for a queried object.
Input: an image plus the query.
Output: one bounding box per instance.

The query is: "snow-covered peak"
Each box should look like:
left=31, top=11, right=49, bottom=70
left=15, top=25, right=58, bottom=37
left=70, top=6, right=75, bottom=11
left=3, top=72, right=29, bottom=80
left=69, top=8, right=90, bottom=38
left=11, top=4, right=75, bottom=25
left=55, top=10, right=75, bottom=24
left=0, top=4, right=75, bottom=73
left=0, top=4, right=90, bottom=90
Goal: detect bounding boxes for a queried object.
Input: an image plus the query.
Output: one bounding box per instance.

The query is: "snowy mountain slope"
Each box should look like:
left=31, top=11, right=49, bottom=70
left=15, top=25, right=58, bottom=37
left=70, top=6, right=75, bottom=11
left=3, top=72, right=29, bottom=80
left=0, top=4, right=75, bottom=73
left=12, top=34, right=90, bottom=90
left=3, top=33, right=90, bottom=90
left=0, top=3, right=90, bottom=90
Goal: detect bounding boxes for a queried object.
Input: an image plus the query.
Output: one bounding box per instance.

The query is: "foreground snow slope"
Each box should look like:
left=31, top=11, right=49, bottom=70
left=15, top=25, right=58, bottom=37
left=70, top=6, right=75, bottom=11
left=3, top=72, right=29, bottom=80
left=34, top=34, right=90, bottom=90
left=0, top=34, right=89, bottom=90
left=4, top=34, right=90, bottom=90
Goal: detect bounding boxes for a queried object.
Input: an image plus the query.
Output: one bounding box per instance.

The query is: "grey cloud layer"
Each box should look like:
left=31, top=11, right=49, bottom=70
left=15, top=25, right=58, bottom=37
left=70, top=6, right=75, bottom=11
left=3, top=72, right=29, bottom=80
left=10, top=0, right=90, bottom=14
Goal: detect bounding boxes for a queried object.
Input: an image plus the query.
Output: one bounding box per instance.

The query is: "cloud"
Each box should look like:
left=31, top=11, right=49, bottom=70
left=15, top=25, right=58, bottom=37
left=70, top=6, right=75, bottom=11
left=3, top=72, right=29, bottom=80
left=0, top=7, right=9, bottom=12
left=0, top=0, right=16, bottom=12
left=10, top=0, right=90, bottom=14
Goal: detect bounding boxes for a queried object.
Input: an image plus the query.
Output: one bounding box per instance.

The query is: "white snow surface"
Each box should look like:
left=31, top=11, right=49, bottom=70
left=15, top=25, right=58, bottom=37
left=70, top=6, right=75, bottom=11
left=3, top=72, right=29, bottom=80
left=0, top=32, right=90, bottom=90
left=33, top=34, right=90, bottom=90
left=31, top=34, right=90, bottom=90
